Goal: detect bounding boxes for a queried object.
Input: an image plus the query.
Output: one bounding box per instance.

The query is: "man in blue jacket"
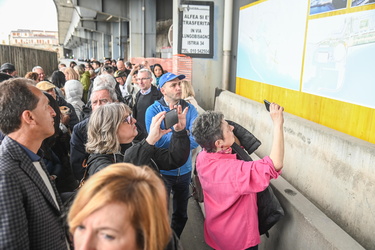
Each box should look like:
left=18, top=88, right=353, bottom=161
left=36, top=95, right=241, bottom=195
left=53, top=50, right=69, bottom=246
left=145, top=72, right=199, bottom=237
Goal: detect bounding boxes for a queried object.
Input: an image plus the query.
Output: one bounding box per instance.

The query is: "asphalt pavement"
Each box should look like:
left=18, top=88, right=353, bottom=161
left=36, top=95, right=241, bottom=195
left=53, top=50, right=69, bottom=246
left=170, top=196, right=212, bottom=250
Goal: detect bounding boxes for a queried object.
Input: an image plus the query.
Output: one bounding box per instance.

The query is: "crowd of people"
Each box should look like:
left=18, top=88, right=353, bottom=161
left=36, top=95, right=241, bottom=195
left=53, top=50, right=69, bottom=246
left=0, top=58, right=285, bottom=250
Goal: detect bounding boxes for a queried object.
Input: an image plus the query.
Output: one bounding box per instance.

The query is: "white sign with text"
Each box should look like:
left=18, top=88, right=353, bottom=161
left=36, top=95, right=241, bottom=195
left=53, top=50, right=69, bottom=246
left=180, top=4, right=211, bottom=56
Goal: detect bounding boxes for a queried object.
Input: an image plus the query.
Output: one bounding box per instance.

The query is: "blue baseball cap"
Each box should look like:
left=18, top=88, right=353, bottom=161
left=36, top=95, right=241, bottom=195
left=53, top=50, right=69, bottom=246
left=158, top=72, right=185, bottom=89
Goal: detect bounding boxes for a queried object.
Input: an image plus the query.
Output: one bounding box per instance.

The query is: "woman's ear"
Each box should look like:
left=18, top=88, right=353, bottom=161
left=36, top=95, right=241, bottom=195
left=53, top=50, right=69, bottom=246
left=214, top=139, right=224, bottom=150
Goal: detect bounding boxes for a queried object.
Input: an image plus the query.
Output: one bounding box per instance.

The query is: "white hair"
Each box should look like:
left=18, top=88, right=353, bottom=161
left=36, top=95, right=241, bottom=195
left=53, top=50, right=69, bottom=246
left=32, top=66, right=43, bottom=72
left=93, top=74, right=116, bottom=89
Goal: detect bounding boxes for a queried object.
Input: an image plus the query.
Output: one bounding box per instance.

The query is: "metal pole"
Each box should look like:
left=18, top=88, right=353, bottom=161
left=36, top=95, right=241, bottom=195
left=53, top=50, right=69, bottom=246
left=222, top=0, right=233, bottom=90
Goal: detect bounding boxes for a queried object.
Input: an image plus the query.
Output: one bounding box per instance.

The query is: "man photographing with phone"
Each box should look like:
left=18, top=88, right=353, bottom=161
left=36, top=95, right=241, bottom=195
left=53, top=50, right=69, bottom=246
left=145, top=72, right=199, bottom=238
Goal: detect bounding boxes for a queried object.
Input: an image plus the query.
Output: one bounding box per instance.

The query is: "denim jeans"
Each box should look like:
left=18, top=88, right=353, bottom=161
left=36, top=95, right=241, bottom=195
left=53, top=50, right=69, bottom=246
left=162, top=172, right=191, bottom=238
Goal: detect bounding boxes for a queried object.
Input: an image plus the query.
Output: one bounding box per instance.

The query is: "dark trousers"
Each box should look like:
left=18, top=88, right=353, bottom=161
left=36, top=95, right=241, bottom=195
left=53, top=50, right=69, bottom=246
left=245, top=245, right=258, bottom=250
left=162, top=172, right=191, bottom=238
left=214, top=245, right=258, bottom=250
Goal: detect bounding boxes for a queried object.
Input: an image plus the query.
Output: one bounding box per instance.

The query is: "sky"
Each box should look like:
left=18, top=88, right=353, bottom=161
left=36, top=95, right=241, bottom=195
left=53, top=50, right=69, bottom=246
left=0, top=0, right=58, bottom=41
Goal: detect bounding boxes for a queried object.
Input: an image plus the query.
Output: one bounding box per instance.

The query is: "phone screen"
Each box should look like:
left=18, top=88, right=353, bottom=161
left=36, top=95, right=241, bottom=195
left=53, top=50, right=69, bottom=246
left=264, top=100, right=271, bottom=112
left=164, top=109, right=178, bottom=129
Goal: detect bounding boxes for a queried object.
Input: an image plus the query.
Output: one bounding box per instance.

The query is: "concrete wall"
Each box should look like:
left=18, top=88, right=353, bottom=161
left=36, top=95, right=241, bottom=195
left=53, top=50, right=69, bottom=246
left=259, top=177, right=364, bottom=250
left=214, top=90, right=373, bottom=249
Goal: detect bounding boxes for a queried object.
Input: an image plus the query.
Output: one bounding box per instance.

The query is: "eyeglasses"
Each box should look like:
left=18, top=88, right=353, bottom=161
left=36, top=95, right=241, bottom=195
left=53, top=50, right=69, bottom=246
left=136, top=77, right=150, bottom=81
left=122, top=114, right=134, bottom=125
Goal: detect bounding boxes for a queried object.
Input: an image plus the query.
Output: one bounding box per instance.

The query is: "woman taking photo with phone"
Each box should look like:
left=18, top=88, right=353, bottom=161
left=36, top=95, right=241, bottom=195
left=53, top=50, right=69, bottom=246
left=84, top=102, right=189, bottom=177
left=191, top=102, right=285, bottom=250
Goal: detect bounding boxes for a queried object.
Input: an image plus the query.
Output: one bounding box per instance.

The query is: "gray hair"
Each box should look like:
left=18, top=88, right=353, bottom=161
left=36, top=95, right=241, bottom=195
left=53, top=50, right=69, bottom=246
left=138, top=68, right=152, bottom=78
left=192, top=111, right=224, bottom=153
left=74, top=64, right=85, bottom=75
left=32, top=66, right=43, bottom=72
left=93, top=74, right=117, bottom=89
left=125, top=61, right=132, bottom=68
left=90, top=84, right=118, bottom=102
left=86, top=102, right=132, bottom=154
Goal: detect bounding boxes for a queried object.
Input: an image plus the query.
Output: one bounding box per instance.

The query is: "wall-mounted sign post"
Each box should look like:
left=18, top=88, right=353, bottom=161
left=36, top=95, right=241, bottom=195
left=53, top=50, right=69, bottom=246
left=178, top=1, right=214, bottom=58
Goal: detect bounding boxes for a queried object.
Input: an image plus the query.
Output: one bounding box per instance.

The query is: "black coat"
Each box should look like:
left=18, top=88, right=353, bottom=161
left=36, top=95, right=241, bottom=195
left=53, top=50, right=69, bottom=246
left=87, top=130, right=190, bottom=177
left=70, top=118, right=89, bottom=180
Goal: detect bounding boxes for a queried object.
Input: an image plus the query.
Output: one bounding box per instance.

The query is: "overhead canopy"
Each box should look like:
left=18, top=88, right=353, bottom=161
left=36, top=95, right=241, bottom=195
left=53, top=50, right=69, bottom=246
left=53, top=0, right=130, bottom=47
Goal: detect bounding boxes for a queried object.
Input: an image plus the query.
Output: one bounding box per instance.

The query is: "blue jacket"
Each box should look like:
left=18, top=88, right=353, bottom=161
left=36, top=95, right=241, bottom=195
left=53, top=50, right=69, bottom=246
left=145, top=98, right=199, bottom=176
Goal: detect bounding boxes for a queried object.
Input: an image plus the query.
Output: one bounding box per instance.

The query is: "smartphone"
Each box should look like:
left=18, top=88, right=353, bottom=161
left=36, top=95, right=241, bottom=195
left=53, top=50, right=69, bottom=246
left=164, top=109, right=178, bottom=129
left=264, top=99, right=271, bottom=112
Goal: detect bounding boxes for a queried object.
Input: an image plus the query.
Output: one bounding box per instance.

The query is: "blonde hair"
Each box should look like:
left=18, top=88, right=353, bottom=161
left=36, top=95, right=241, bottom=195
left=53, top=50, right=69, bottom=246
left=85, top=102, right=131, bottom=154
left=180, top=80, right=195, bottom=99
left=68, top=163, right=172, bottom=250
left=64, top=67, right=79, bottom=80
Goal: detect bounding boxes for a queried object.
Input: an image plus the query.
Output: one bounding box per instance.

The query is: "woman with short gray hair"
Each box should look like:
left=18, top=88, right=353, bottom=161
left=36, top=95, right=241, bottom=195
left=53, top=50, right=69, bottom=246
left=191, top=111, right=224, bottom=152
left=191, top=104, right=285, bottom=250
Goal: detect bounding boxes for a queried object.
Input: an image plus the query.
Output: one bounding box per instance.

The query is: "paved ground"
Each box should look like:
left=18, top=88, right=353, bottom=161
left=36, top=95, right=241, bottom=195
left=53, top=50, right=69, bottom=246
left=170, top=197, right=212, bottom=250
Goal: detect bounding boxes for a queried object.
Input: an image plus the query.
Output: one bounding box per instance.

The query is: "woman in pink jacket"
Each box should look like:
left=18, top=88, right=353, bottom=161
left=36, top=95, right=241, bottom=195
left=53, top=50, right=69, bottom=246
left=191, top=103, right=284, bottom=250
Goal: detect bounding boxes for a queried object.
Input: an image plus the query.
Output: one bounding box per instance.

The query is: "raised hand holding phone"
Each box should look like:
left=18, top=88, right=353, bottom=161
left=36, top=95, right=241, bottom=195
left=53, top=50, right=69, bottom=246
left=164, top=109, right=178, bottom=129
left=146, top=111, right=171, bottom=145
left=173, top=105, right=188, bottom=132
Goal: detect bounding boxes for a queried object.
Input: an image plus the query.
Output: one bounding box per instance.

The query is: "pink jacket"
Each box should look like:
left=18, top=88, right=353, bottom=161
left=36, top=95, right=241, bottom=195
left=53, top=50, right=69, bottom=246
left=196, top=150, right=280, bottom=250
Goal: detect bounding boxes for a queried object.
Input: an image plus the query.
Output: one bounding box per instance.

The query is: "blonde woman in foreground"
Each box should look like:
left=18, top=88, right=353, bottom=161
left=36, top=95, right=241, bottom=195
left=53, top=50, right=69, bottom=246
left=68, top=163, right=182, bottom=250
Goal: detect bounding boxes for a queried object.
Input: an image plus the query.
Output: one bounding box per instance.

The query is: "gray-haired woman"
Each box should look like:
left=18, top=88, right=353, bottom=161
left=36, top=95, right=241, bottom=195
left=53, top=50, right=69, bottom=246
left=85, top=102, right=190, bottom=177
left=191, top=103, right=284, bottom=250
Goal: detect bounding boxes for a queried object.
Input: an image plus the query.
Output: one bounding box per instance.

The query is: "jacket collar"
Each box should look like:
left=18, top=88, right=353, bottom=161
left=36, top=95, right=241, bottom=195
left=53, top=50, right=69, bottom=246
left=158, top=97, right=189, bottom=110
left=1, top=136, right=62, bottom=212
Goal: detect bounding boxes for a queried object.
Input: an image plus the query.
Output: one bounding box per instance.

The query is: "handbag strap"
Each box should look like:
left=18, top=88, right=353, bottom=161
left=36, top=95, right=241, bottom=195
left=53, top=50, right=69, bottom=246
left=231, top=142, right=253, bottom=162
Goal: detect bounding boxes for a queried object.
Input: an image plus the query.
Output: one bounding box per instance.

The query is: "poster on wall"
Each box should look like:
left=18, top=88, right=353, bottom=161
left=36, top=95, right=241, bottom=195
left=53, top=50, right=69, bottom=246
left=302, top=8, right=375, bottom=109
left=178, top=1, right=214, bottom=58
left=237, top=0, right=375, bottom=109
left=236, top=0, right=309, bottom=91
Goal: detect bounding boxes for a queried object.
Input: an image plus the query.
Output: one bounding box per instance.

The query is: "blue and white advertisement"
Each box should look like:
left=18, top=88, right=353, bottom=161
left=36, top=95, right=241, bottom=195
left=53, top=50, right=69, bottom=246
left=237, top=0, right=375, bottom=109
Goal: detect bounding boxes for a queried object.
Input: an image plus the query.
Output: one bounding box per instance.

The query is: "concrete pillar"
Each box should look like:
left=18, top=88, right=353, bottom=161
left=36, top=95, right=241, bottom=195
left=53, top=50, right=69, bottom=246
left=111, top=20, right=128, bottom=60
left=172, top=0, right=179, bottom=55
left=144, top=0, right=156, bottom=57
left=112, top=22, right=120, bottom=59
left=129, top=0, right=156, bottom=58
left=93, top=32, right=103, bottom=60
left=129, top=0, right=143, bottom=58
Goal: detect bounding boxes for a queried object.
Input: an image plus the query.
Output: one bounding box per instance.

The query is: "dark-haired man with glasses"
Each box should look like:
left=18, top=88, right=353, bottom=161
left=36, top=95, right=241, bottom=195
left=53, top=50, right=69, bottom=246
left=133, top=68, right=163, bottom=141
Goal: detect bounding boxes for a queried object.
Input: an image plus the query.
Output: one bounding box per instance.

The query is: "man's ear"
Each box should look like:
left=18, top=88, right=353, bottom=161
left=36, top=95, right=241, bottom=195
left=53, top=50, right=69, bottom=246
left=21, top=110, right=36, bottom=125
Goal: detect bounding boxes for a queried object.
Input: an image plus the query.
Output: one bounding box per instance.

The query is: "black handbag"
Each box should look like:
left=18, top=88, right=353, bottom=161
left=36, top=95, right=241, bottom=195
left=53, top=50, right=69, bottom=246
left=190, top=165, right=204, bottom=203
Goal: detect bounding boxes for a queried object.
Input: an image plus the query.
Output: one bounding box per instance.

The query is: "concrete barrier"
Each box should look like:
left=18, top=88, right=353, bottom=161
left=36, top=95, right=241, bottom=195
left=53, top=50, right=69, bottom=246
left=246, top=155, right=364, bottom=250
left=213, top=89, right=371, bottom=249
